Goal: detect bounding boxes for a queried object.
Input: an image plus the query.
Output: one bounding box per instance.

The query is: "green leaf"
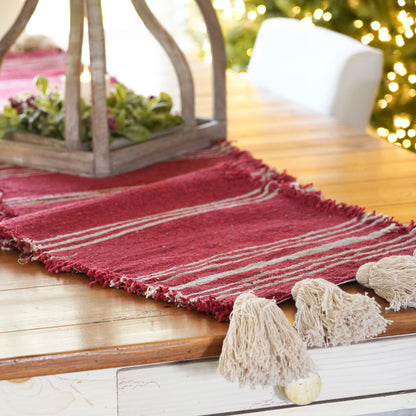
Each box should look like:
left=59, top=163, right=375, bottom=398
left=2, top=104, right=18, bottom=118
left=34, top=75, right=49, bottom=96
left=115, top=108, right=126, bottom=129
left=114, top=83, right=127, bottom=101
left=35, top=98, right=54, bottom=112
left=118, top=124, right=151, bottom=142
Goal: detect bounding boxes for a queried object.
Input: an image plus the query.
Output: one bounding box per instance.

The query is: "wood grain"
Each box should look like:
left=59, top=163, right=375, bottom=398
left=64, top=0, right=84, bottom=150
left=117, top=337, right=416, bottom=415
left=195, top=0, right=227, bottom=122
left=0, top=59, right=415, bottom=380
left=86, top=0, right=111, bottom=177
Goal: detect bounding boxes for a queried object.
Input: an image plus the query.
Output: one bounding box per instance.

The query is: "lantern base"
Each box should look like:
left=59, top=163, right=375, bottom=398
left=0, top=118, right=225, bottom=177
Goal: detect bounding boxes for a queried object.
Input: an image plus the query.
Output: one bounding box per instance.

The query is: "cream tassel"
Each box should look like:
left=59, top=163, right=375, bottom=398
left=292, top=278, right=391, bottom=347
left=218, top=292, right=321, bottom=405
left=356, top=250, right=416, bottom=311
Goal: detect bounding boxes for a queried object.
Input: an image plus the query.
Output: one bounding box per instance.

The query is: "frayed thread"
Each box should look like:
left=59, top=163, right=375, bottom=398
left=292, top=278, right=391, bottom=347
left=218, top=292, right=315, bottom=388
left=356, top=249, right=416, bottom=311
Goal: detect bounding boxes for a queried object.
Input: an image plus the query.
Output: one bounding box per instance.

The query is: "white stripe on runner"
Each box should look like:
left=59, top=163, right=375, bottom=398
left=39, top=185, right=278, bottom=253
left=191, top=232, right=416, bottom=298
left=4, top=186, right=137, bottom=206
left=213, top=233, right=416, bottom=299
left=138, top=214, right=385, bottom=283
left=36, top=186, right=265, bottom=245
left=171, top=224, right=399, bottom=291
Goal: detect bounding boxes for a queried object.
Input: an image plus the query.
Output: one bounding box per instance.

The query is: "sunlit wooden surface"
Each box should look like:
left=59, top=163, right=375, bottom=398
left=0, top=60, right=415, bottom=380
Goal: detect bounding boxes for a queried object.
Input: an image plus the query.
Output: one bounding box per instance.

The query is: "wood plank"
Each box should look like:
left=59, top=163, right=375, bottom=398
left=117, top=337, right=416, bottom=415
left=64, top=0, right=84, bottom=150
left=0, top=336, right=224, bottom=381
left=0, top=368, right=117, bottom=416
left=86, top=0, right=111, bottom=177
left=109, top=121, right=225, bottom=175
left=0, top=251, right=77, bottom=291
left=195, top=0, right=227, bottom=121
left=0, top=139, right=94, bottom=176
left=1, top=364, right=416, bottom=416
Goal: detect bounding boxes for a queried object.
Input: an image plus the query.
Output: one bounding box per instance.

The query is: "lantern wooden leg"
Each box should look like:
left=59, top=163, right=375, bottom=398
left=65, top=0, right=84, bottom=151
left=195, top=0, right=226, bottom=124
left=0, top=0, right=39, bottom=69
left=130, top=0, right=196, bottom=127
left=86, top=0, right=111, bottom=177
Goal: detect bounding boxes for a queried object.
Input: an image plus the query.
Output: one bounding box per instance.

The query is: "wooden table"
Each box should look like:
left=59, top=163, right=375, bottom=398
left=0, top=60, right=415, bottom=415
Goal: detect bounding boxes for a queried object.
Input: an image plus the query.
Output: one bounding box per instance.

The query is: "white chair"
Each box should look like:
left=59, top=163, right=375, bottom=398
left=247, top=18, right=383, bottom=130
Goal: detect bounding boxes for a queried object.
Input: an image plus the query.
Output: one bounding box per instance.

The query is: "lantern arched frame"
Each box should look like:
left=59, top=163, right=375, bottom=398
left=0, top=0, right=226, bottom=177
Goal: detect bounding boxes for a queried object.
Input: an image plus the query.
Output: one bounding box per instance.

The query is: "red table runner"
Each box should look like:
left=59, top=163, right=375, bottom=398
left=1, top=141, right=415, bottom=321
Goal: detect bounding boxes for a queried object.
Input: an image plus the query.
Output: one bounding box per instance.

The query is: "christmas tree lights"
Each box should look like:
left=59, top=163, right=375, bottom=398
left=190, top=0, right=416, bottom=152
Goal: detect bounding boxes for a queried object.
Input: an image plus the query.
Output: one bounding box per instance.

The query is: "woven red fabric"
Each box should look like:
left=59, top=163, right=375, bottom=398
left=1, top=143, right=415, bottom=321
left=1, top=50, right=415, bottom=321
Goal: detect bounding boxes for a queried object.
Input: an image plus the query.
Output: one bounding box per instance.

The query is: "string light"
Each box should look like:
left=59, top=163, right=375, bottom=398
left=388, top=133, right=398, bottom=143
left=394, top=62, right=407, bottom=76
left=389, top=82, right=399, bottom=92
left=398, top=10, right=408, bottom=23
left=361, top=33, right=374, bottom=44
left=371, top=21, right=381, bottom=30
left=404, top=29, right=414, bottom=38
left=354, top=19, right=364, bottom=28
left=247, top=10, right=257, bottom=20
left=322, top=12, right=332, bottom=22
left=396, top=129, right=406, bottom=138
left=402, top=139, right=411, bottom=148
left=395, top=34, right=405, bottom=46
left=291, top=6, right=301, bottom=16
left=313, top=9, right=323, bottom=19
left=394, top=116, right=411, bottom=128
left=256, top=5, right=266, bottom=14
left=378, top=99, right=388, bottom=109
left=378, top=27, right=391, bottom=41
left=377, top=127, right=389, bottom=137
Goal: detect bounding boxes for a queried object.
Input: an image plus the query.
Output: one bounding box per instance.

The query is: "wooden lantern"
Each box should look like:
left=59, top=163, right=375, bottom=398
left=0, top=0, right=226, bottom=177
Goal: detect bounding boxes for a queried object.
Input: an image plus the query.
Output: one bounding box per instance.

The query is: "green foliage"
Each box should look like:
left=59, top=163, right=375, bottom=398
left=0, top=75, right=184, bottom=144
left=107, top=84, right=184, bottom=143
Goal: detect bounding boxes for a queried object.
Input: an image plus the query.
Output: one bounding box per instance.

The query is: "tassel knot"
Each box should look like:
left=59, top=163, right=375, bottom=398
left=218, top=292, right=316, bottom=388
left=292, top=278, right=390, bottom=347
left=356, top=251, right=416, bottom=311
